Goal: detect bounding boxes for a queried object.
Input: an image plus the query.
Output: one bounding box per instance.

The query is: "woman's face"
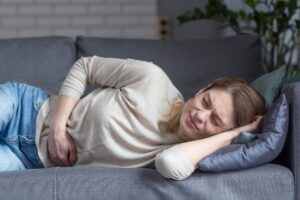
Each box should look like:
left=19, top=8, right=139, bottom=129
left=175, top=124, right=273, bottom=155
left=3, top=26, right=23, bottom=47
left=176, top=88, right=236, bottom=141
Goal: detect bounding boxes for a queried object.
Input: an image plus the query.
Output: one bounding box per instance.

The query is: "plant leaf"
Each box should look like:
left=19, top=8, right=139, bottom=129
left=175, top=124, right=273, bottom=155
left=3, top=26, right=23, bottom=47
left=245, top=0, right=257, bottom=9
left=295, top=19, right=300, bottom=31
left=288, top=0, right=297, bottom=17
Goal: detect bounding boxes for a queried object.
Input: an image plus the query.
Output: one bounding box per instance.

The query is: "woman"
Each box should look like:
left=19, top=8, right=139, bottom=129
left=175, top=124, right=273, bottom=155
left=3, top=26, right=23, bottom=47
left=0, top=56, right=266, bottom=180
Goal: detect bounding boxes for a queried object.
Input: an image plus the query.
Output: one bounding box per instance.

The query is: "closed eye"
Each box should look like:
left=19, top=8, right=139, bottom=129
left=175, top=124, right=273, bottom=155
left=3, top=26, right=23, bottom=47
left=211, top=115, right=220, bottom=127
left=202, top=94, right=222, bottom=127
left=202, top=96, right=210, bottom=109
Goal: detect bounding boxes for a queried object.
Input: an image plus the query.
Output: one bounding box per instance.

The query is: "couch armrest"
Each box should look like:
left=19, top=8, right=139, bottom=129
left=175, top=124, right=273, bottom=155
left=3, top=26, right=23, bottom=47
left=276, top=82, right=300, bottom=200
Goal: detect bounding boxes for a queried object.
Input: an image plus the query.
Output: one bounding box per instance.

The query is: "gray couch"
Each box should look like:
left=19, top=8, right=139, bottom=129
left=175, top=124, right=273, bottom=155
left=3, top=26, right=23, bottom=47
left=0, top=35, right=296, bottom=200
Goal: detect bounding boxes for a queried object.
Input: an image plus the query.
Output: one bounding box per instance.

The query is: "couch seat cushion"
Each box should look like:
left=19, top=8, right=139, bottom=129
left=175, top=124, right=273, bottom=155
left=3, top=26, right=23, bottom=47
left=0, top=164, right=293, bottom=200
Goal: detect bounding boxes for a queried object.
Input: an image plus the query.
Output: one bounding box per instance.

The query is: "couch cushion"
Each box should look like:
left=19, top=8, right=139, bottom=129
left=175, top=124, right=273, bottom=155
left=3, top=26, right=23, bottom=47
left=0, top=36, right=76, bottom=94
left=0, top=164, right=293, bottom=200
left=76, top=35, right=263, bottom=100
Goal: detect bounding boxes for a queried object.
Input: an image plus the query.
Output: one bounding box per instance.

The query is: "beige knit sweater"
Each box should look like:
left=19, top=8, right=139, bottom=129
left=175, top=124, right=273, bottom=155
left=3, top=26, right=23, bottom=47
left=35, top=56, right=195, bottom=180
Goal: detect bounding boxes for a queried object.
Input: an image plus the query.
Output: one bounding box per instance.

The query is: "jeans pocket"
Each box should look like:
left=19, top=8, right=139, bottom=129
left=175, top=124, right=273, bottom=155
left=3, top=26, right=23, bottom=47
left=32, top=87, right=49, bottom=112
left=19, top=135, right=44, bottom=168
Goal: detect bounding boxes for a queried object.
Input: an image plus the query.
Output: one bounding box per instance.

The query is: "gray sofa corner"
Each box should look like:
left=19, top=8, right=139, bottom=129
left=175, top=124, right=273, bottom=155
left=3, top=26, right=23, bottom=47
left=0, top=35, right=297, bottom=200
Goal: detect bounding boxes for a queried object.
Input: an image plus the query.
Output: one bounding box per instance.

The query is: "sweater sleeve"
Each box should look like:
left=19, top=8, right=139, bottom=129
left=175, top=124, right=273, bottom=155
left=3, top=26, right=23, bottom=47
left=59, top=56, right=165, bottom=101
left=155, top=145, right=196, bottom=180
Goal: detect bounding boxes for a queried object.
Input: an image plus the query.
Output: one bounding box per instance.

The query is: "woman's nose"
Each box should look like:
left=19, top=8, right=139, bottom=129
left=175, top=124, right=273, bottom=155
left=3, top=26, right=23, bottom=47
left=195, top=109, right=211, bottom=123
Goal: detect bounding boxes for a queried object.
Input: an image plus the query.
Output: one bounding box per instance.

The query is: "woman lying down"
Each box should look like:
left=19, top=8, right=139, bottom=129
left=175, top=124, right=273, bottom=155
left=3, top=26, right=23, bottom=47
left=0, top=56, right=266, bottom=180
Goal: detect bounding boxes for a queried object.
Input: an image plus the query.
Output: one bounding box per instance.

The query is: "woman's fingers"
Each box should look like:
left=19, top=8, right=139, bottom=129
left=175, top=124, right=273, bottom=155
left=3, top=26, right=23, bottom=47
left=68, top=142, right=77, bottom=166
left=47, top=127, right=78, bottom=167
left=250, top=115, right=265, bottom=132
left=254, top=115, right=264, bottom=125
left=49, top=146, right=67, bottom=166
left=237, top=115, right=265, bottom=133
left=61, top=152, right=72, bottom=166
left=255, top=115, right=264, bottom=121
left=47, top=145, right=64, bottom=166
left=56, top=142, right=76, bottom=166
left=53, top=148, right=71, bottom=166
left=67, top=133, right=78, bottom=166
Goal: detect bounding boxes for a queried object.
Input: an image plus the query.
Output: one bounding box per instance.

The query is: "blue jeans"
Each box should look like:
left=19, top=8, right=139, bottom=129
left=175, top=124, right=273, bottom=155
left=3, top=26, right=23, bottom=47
left=0, top=81, right=49, bottom=171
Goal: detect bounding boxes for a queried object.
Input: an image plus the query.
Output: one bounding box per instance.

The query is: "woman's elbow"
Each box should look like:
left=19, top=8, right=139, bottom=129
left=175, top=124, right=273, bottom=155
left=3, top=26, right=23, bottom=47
left=154, top=152, right=194, bottom=181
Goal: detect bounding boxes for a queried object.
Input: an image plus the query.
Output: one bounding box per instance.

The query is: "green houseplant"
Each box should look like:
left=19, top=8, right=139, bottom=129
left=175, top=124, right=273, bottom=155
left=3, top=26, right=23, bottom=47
left=177, top=0, right=300, bottom=82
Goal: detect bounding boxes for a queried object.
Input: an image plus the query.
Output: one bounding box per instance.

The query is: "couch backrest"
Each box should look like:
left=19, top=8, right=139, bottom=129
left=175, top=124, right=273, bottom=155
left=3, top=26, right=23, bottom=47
left=0, top=36, right=76, bottom=94
left=76, top=35, right=263, bottom=100
left=0, top=35, right=263, bottom=100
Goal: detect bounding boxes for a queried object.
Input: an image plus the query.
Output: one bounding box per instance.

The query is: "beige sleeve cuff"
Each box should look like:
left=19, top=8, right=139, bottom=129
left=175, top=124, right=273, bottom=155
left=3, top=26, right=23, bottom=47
left=155, top=145, right=196, bottom=180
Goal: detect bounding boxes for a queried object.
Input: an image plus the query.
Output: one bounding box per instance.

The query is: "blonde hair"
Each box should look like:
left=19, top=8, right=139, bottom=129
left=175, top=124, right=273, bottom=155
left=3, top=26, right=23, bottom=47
left=158, top=77, right=267, bottom=134
left=158, top=94, right=184, bottom=133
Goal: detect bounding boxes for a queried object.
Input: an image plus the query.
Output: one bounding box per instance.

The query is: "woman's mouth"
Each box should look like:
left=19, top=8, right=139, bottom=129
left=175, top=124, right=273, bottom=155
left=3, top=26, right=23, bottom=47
left=186, top=112, right=198, bottom=130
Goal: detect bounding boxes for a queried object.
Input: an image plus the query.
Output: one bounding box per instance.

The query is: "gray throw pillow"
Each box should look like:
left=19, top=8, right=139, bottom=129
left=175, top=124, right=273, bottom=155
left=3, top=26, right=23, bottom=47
left=231, top=131, right=258, bottom=144
left=251, top=65, right=286, bottom=109
left=198, top=93, right=289, bottom=172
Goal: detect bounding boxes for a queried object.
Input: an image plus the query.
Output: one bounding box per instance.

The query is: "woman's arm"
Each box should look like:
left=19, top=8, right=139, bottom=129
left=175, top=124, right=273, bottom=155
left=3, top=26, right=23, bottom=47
left=47, top=95, right=78, bottom=166
left=47, top=56, right=132, bottom=166
left=59, top=56, right=163, bottom=101
left=155, top=130, right=238, bottom=180
left=48, top=56, right=166, bottom=166
left=179, top=115, right=264, bottom=168
left=177, top=130, right=238, bottom=168
left=155, top=116, right=264, bottom=180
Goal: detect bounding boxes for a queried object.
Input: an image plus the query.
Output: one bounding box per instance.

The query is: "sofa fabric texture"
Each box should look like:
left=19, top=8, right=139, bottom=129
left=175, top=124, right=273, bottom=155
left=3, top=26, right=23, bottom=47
left=281, top=82, right=300, bottom=200
left=0, top=36, right=76, bottom=95
left=0, top=164, right=294, bottom=200
left=0, top=35, right=296, bottom=200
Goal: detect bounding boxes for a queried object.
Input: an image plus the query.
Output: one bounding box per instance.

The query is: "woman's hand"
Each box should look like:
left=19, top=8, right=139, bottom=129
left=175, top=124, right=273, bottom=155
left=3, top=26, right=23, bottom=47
left=228, top=115, right=265, bottom=141
left=237, top=115, right=265, bottom=133
left=47, top=124, right=77, bottom=167
left=47, top=95, right=78, bottom=166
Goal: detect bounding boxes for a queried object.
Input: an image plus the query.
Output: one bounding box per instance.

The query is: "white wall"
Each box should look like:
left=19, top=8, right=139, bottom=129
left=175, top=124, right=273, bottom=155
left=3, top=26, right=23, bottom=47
left=0, top=0, right=157, bottom=39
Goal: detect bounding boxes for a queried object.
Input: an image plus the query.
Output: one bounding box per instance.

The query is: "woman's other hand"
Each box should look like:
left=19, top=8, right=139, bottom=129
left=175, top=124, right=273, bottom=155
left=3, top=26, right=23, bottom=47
left=236, top=115, right=265, bottom=133
left=224, top=115, right=264, bottom=143
left=47, top=95, right=78, bottom=166
left=47, top=124, right=77, bottom=166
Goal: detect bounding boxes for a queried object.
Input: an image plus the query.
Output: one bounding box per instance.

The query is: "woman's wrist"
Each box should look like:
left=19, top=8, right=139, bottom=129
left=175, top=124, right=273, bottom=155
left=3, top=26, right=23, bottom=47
left=223, top=129, right=241, bottom=144
left=50, top=95, right=77, bottom=132
left=50, top=121, right=66, bottom=133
